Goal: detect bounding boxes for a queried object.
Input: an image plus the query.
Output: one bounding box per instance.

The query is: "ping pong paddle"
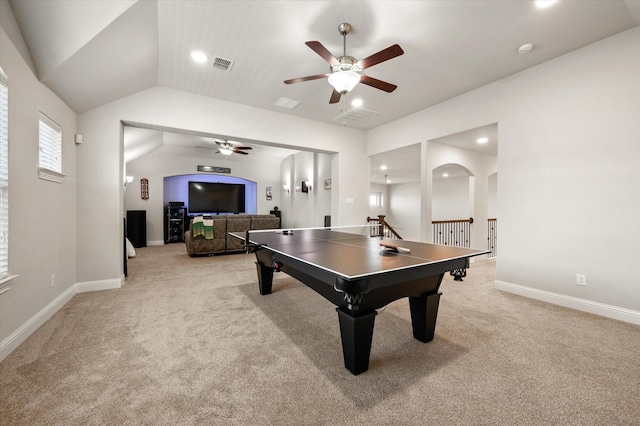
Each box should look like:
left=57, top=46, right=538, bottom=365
left=379, top=243, right=410, bottom=254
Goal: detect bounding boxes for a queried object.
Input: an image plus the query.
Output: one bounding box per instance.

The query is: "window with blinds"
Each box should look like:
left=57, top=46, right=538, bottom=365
left=38, top=113, right=62, bottom=174
left=0, top=68, right=9, bottom=279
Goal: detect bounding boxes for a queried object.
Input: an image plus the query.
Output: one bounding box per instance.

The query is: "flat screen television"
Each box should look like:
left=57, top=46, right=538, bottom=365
left=188, top=181, right=246, bottom=214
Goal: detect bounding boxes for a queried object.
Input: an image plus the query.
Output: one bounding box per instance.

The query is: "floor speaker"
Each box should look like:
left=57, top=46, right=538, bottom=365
left=168, top=222, right=183, bottom=242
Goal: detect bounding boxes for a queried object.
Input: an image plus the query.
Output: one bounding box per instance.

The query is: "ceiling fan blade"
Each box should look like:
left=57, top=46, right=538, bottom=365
left=284, top=74, right=328, bottom=84
left=233, top=150, right=249, bottom=155
left=329, top=89, right=341, bottom=104
left=357, top=44, right=404, bottom=70
left=305, top=41, right=339, bottom=66
left=360, top=75, right=398, bottom=93
left=234, top=146, right=252, bottom=150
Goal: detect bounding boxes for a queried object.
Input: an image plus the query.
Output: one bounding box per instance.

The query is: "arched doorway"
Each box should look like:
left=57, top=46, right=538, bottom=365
left=431, top=164, right=474, bottom=247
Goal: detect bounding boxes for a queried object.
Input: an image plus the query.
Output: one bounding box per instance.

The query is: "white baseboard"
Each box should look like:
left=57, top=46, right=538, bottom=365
left=495, top=280, right=640, bottom=326
left=75, top=277, right=122, bottom=293
left=0, top=284, right=76, bottom=362
left=147, top=240, right=164, bottom=246
left=0, top=277, right=123, bottom=362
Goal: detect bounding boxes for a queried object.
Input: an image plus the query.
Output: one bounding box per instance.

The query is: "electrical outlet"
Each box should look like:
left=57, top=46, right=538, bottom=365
left=576, top=273, right=587, bottom=286
left=50, top=273, right=55, bottom=287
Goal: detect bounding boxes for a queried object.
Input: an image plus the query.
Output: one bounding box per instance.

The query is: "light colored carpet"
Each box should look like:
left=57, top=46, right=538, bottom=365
left=1, top=243, right=639, bottom=425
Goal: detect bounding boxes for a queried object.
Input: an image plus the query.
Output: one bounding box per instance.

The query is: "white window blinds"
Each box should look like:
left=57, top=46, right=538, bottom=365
left=39, top=113, right=62, bottom=173
left=0, top=68, right=9, bottom=278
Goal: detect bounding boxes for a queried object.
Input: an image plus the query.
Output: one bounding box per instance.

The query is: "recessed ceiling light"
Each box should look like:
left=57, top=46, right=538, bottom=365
left=191, top=51, right=208, bottom=64
left=518, top=43, right=534, bottom=54
left=351, top=98, right=363, bottom=108
left=535, top=0, right=558, bottom=9
left=380, top=165, right=388, bottom=171
left=443, top=173, right=449, bottom=178
left=386, top=178, right=391, bottom=184
left=477, top=137, right=489, bottom=144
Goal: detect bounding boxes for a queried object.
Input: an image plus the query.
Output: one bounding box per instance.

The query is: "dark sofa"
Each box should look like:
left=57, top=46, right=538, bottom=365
left=184, top=214, right=280, bottom=256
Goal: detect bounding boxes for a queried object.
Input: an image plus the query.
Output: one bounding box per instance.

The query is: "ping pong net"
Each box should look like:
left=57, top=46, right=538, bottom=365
left=239, top=224, right=402, bottom=254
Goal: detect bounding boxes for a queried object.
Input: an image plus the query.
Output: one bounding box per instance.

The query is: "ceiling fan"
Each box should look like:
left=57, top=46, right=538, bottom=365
left=214, top=140, right=252, bottom=156
left=284, top=23, right=404, bottom=104
left=197, top=139, right=253, bottom=156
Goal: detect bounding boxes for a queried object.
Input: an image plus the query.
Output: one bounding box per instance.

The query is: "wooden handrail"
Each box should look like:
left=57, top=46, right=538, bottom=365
left=367, top=215, right=402, bottom=239
left=431, top=217, right=474, bottom=224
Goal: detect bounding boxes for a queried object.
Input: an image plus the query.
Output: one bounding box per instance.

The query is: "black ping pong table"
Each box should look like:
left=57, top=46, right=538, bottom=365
left=232, top=227, right=488, bottom=375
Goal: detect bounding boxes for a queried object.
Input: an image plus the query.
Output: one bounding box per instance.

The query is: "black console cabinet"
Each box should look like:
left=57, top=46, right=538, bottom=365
left=165, top=204, right=186, bottom=243
left=126, top=210, right=147, bottom=248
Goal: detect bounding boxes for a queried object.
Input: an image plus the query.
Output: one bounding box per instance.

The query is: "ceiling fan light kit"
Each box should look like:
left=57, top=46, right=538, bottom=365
left=284, top=23, right=403, bottom=104
left=328, top=70, right=361, bottom=94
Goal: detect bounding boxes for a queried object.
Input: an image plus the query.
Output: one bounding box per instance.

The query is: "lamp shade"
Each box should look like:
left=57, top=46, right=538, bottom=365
left=328, top=70, right=361, bottom=94
left=219, top=147, right=233, bottom=155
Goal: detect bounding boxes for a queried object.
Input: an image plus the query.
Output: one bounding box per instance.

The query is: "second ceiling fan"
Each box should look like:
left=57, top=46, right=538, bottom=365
left=284, top=23, right=404, bottom=104
left=214, top=140, right=252, bottom=156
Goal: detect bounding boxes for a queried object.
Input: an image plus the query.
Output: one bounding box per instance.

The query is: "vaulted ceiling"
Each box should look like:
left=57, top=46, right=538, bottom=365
left=9, top=0, right=639, bottom=130
left=6, top=1, right=639, bottom=174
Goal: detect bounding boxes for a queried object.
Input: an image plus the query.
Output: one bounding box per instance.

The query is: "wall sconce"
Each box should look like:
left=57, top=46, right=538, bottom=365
left=124, top=176, right=134, bottom=187
left=301, top=180, right=312, bottom=193
left=283, top=184, right=290, bottom=193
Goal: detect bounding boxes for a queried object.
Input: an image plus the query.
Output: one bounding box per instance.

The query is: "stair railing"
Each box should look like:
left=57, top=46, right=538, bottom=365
left=432, top=218, right=473, bottom=248
left=367, top=215, right=402, bottom=239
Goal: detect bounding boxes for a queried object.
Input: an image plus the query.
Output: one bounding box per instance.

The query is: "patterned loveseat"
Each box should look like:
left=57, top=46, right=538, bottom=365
left=184, top=214, right=280, bottom=256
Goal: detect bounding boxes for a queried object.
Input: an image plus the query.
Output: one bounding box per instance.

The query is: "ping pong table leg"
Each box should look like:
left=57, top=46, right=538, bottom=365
left=336, top=308, right=377, bottom=375
left=409, top=291, right=442, bottom=342
left=255, top=261, right=274, bottom=295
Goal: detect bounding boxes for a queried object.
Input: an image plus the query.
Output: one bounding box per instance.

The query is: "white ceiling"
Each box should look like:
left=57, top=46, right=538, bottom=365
left=7, top=0, right=640, bottom=177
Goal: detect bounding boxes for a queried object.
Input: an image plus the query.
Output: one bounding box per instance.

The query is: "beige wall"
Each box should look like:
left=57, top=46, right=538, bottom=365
left=368, top=28, right=640, bottom=320
left=0, top=25, right=77, bottom=359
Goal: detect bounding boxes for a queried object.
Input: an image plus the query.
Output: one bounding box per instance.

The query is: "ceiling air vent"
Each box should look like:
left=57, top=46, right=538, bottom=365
left=275, top=97, right=300, bottom=109
left=212, top=56, right=234, bottom=72
left=333, top=108, right=378, bottom=125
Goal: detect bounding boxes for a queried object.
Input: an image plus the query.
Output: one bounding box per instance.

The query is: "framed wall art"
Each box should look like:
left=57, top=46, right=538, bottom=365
left=141, top=178, right=149, bottom=199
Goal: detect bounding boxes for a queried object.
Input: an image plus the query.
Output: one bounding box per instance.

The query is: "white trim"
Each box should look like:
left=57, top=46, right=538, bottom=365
left=147, top=240, right=164, bottom=246
left=495, top=280, right=640, bottom=326
left=38, top=167, right=66, bottom=183
left=0, top=284, right=76, bottom=362
left=0, top=274, right=18, bottom=286
left=75, top=277, right=122, bottom=293
left=0, top=277, right=124, bottom=362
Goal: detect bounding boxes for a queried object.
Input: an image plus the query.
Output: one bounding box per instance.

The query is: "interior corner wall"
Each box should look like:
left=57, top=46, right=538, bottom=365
left=77, top=86, right=368, bottom=285
left=314, top=153, right=332, bottom=226
left=386, top=182, right=421, bottom=242
left=488, top=172, right=498, bottom=218
left=279, top=155, right=293, bottom=228
left=291, top=151, right=315, bottom=228
left=369, top=183, right=388, bottom=218
left=280, top=151, right=332, bottom=228
left=368, top=27, right=640, bottom=317
left=0, top=25, right=77, bottom=358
